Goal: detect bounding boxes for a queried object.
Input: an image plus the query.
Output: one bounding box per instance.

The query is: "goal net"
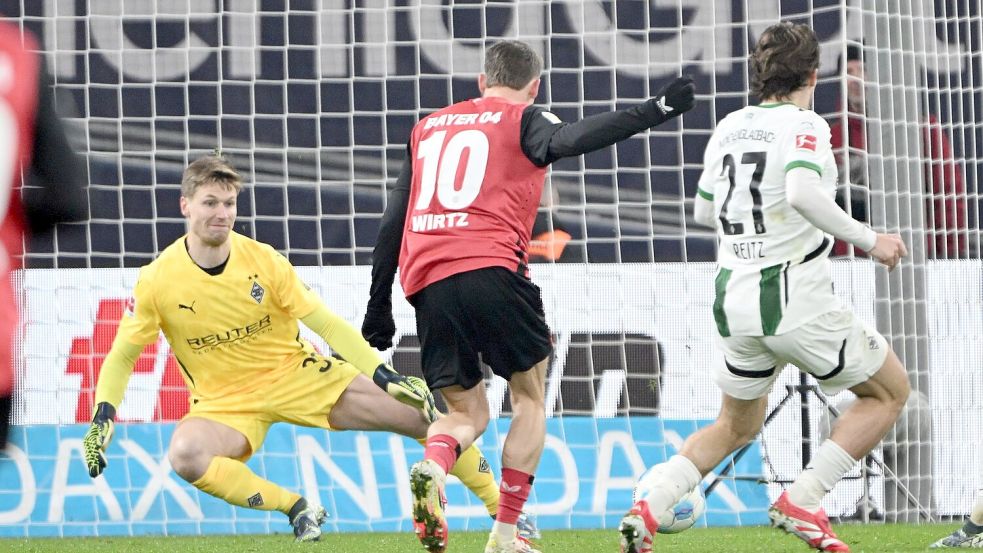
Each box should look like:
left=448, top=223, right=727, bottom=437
left=1, top=0, right=980, bottom=538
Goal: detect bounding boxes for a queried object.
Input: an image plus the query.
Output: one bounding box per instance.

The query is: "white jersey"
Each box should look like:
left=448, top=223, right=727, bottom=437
left=697, top=102, right=840, bottom=337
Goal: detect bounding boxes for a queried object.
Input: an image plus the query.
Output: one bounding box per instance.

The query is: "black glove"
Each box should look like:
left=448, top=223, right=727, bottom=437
left=651, top=75, right=695, bottom=121
left=83, top=402, right=116, bottom=478
left=362, top=308, right=396, bottom=350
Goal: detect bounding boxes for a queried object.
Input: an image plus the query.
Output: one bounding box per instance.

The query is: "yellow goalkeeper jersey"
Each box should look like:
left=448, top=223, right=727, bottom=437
left=117, top=231, right=324, bottom=400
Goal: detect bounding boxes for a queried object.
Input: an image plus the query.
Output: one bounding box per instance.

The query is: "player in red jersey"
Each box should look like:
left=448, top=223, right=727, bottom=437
left=362, top=40, right=694, bottom=553
left=0, top=21, right=88, bottom=448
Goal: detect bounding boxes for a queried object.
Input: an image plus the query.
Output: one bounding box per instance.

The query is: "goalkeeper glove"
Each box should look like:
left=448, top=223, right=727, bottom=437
left=372, top=364, right=437, bottom=423
left=83, top=402, right=116, bottom=478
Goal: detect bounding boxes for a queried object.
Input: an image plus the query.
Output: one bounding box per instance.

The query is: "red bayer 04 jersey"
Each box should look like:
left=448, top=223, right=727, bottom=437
left=399, top=96, right=547, bottom=296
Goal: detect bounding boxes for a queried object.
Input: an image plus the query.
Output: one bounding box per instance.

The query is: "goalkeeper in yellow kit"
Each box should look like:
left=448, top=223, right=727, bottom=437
left=82, top=154, right=536, bottom=543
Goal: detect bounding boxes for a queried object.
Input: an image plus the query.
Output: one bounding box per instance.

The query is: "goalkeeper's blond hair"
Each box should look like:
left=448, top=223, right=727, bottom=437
left=181, top=154, right=242, bottom=198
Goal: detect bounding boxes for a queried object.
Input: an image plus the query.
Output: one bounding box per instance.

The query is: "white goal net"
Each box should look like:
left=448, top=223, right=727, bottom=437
left=1, top=0, right=980, bottom=538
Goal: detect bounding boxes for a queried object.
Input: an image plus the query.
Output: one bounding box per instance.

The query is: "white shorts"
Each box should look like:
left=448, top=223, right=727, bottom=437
left=713, top=309, right=889, bottom=400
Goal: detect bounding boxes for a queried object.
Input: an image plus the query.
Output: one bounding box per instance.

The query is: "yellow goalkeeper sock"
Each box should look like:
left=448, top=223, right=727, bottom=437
left=449, top=443, right=499, bottom=517
left=193, top=456, right=302, bottom=515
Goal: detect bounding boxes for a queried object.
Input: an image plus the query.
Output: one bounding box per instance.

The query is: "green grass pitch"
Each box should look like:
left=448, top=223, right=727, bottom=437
left=0, top=524, right=960, bottom=552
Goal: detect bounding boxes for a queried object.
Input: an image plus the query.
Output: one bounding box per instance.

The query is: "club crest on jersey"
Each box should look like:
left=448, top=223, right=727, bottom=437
left=250, top=281, right=265, bottom=304
left=795, top=134, right=817, bottom=151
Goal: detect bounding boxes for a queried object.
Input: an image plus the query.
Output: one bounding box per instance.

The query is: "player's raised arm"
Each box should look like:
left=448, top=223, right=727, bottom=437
left=520, top=75, right=695, bottom=167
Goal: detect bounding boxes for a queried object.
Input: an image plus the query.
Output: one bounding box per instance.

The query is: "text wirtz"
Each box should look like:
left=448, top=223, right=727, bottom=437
left=411, top=212, right=470, bottom=232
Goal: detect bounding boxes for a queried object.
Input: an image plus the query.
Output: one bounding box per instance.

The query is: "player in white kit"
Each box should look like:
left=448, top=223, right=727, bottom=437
left=619, top=22, right=911, bottom=553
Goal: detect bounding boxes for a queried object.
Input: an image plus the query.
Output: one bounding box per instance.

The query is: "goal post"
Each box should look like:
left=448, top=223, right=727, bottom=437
left=859, top=0, right=935, bottom=522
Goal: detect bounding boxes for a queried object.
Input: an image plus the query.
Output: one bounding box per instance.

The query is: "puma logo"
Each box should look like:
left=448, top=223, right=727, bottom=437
left=178, top=301, right=196, bottom=314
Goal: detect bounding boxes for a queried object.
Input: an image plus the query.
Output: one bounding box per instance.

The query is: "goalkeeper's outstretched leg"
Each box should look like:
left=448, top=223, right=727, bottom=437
left=167, top=417, right=325, bottom=541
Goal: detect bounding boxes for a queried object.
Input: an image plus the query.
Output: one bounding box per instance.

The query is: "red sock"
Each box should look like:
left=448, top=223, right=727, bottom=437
left=497, top=468, right=534, bottom=525
left=424, top=434, right=461, bottom=474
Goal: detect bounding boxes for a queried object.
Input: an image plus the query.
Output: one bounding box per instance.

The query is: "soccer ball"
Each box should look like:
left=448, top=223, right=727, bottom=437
left=632, top=465, right=706, bottom=534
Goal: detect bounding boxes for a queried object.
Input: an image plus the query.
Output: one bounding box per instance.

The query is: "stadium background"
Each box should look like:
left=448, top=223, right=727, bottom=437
left=1, top=0, right=981, bottom=539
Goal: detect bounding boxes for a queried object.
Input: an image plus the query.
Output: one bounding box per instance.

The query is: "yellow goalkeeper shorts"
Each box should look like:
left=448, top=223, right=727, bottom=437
left=183, top=352, right=361, bottom=459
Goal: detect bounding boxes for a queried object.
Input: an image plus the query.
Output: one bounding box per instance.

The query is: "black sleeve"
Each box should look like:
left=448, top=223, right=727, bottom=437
left=367, top=152, right=412, bottom=313
left=23, top=60, right=88, bottom=234
left=520, top=101, right=668, bottom=167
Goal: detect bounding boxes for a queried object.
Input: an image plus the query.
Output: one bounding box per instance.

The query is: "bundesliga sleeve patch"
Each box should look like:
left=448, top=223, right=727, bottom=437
left=795, top=134, right=817, bottom=151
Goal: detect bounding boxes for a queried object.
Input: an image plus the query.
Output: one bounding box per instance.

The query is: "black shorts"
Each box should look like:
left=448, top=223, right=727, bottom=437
left=409, top=267, right=553, bottom=390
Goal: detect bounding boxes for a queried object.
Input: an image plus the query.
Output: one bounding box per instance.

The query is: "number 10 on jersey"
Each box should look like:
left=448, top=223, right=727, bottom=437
left=415, top=129, right=490, bottom=212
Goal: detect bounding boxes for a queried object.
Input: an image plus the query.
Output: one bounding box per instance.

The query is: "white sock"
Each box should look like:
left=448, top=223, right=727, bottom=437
left=492, top=520, right=516, bottom=543
left=787, top=440, right=857, bottom=511
left=969, top=488, right=983, bottom=527
left=640, top=455, right=703, bottom=516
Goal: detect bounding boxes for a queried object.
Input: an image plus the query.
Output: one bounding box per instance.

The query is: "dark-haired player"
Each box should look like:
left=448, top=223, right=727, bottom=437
left=619, top=22, right=910, bottom=553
